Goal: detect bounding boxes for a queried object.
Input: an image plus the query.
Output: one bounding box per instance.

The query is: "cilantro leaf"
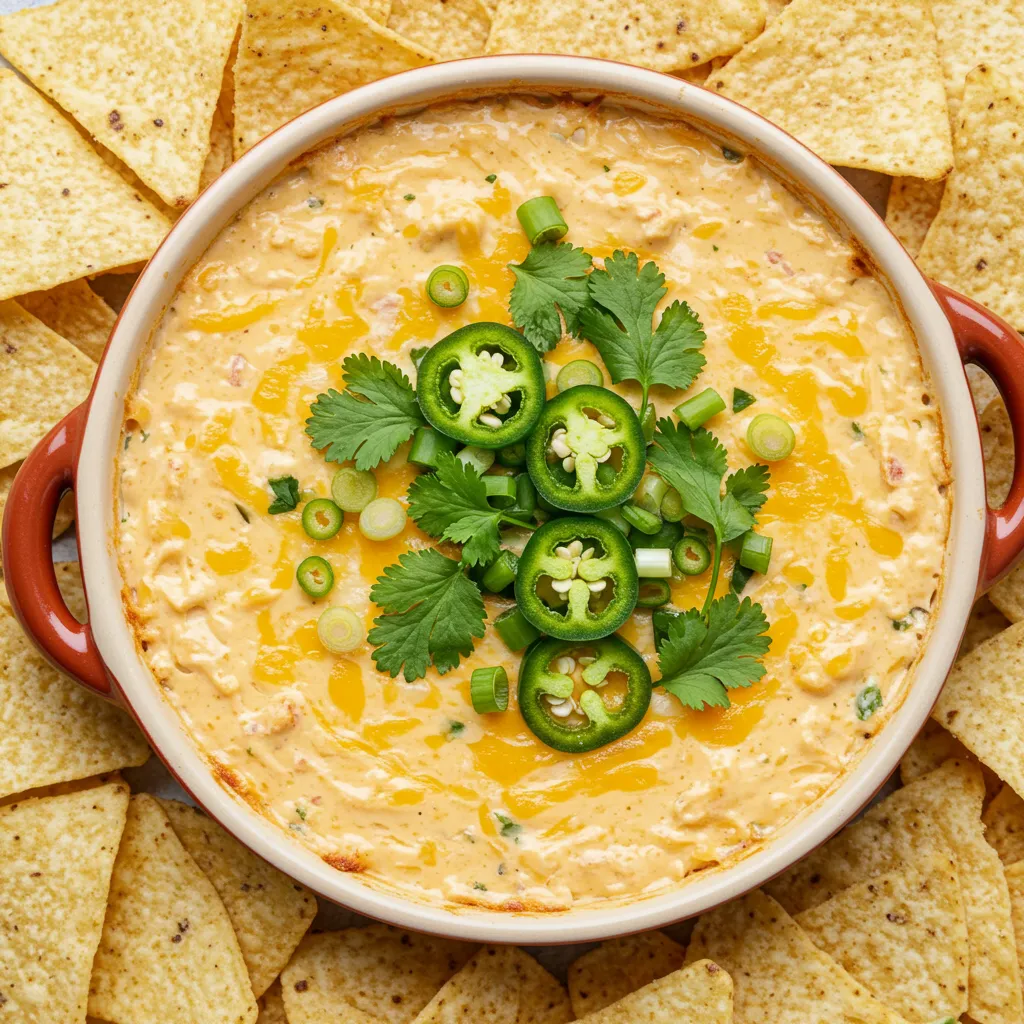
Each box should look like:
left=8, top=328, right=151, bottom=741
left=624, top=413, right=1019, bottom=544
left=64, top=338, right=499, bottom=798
left=368, top=548, right=486, bottom=682
left=509, top=242, right=593, bottom=352
left=578, top=250, right=706, bottom=411
left=267, top=475, right=300, bottom=514
left=657, top=594, right=772, bottom=711
left=306, top=354, right=424, bottom=470
left=725, top=464, right=771, bottom=518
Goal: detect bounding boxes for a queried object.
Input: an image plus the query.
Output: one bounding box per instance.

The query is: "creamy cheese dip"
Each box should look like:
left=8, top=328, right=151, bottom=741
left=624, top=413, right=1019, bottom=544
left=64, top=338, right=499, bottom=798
left=116, top=97, right=950, bottom=911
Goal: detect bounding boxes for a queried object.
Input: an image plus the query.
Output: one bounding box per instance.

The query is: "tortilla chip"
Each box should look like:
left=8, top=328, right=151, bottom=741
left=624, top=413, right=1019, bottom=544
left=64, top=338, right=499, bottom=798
left=796, top=858, right=969, bottom=1021
left=0, top=300, right=96, bottom=469
left=486, top=0, right=764, bottom=73
left=575, top=960, right=733, bottom=1024
left=0, top=0, right=243, bottom=207
left=979, top=397, right=1015, bottom=507
left=885, top=178, right=945, bottom=258
left=232, top=0, right=437, bottom=158
left=1005, top=861, right=1024, bottom=984
left=961, top=596, right=1011, bottom=657
left=0, top=463, right=75, bottom=563
left=17, top=278, right=115, bottom=363
left=366, top=0, right=392, bottom=21
left=410, top=946, right=520, bottom=1024
left=0, top=781, right=129, bottom=1020
left=160, top=798, right=316, bottom=999
left=767, top=759, right=1021, bottom=1024
left=0, top=71, right=170, bottom=300
left=900, top=720, right=1001, bottom=799
left=763, top=0, right=789, bottom=24
left=88, top=794, right=257, bottom=1024
left=568, top=932, right=686, bottom=1017
left=708, top=0, right=953, bottom=179
left=388, top=0, right=489, bottom=58
left=0, top=587, right=149, bottom=800
left=199, top=106, right=234, bottom=193
left=991, top=563, right=1024, bottom=623
left=967, top=363, right=1001, bottom=413
left=280, top=926, right=475, bottom=1024
left=984, top=785, right=1024, bottom=865
left=257, top=982, right=287, bottom=1024
left=918, top=66, right=1024, bottom=328
left=687, top=889, right=910, bottom=1024
left=509, top=948, right=572, bottom=1024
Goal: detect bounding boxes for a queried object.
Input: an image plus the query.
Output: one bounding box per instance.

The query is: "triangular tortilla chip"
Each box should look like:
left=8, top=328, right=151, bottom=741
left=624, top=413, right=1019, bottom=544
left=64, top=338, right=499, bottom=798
left=767, top=760, right=1021, bottom=1024
left=0, top=587, right=149, bottom=800
left=486, top=0, right=764, bottom=73
left=0, top=71, right=170, bottom=300
left=980, top=395, right=1013, bottom=507
left=257, top=981, right=286, bottom=1024
left=365, top=0, right=391, bottom=22
left=962, top=596, right=1011, bottom=656
left=918, top=66, right=1024, bottom=328
left=0, top=0, right=243, bottom=207
left=0, top=300, right=96, bottom=469
left=992, top=563, right=1024, bottom=624
left=200, top=106, right=235, bottom=193
left=88, top=794, right=258, bottom=1024
left=0, top=464, right=75, bottom=566
left=885, top=178, right=945, bottom=258
left=0, top=781, right=129, bottom=1021
left=900, top=719, right=1000, bottom=798
left=17, top=278, right=115, bottom=363
left=388, top=0, right=490, bottom=59
left=509, top=948, right=571, bottom=1024
left=280, top=926, right=475, bottom=1024
left=568, top=932, right=686, bottom=1017
left=1005, top=861, right=1024, bottom=990
left=575, top=960, right=733, bottom=1024
left=763, top=0, right=789, bottom=25
left=796, top=858, right=968, bottom=1021
left=160, top=799, right=316, bottom=999
left=232, top=0, right=437, bottom=158
left=411, top=946, right=520, bottom=1024
left=687, top=889, right=911, bottom=1024
left=709, top=0, right=953, bottom=178
left=985, top=785, right=1024, bottom=865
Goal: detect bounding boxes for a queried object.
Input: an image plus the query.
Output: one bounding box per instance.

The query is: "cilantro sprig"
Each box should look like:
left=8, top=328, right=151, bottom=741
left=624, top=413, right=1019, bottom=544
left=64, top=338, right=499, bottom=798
left=267, top=475, right=300, bottom=514
left=368, top=548, right=486, bottom=682
left=579, top=250, right=706, bottom=420
left=407, top=453, right=533, bottom=567
left=306, top=354, right=424, bottom=470
left=508, top=242, right=594, bottom=352
left=648, top=419, right=769, bottom=613
left=656, top=594, right=772, bottom=710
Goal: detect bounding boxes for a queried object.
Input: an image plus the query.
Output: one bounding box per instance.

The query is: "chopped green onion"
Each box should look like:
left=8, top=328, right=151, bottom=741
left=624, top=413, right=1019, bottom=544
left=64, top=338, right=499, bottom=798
left=330, top=467, right=377, bottom=512
left=673, top=536, right=711, bottom=576
left=296, top=555, right=334, bottom=598
left=675, top=387, right=726, bottom=430
left=483, top=474, right=517, bottom=506
left=722, top=147, right=744, bottom=163
left=516, top=196, right=568, bottom=245
left=621, top=504, right=661, bottom=535
left=633, top=474, right=668, bottom=516
left=638, top=402, right=656, bottom=443
left=855, top=683, right=883, bottom=721
left=358, top=498, right=407, bottom=541
left=403, top=193, right=415, bottom=201
left=660, top=488, right=684, bottom=522
left=594, top=506, right=631, bottom=536
left=497, top=442, right=527, bottom=468
left=301, top=498, right=343, bottom=540
left=485, top=173, right=497, bottom=183
left=732, top=387, right=756, bottom=413
left=425, top=264, right=470, bottom=308
left=457, top=446, right=495, bottom=475
left=635, top=547, right=673, bottom=578
left=493, top=607, right=540, bottom=651
left=747, top=413, right=796, bottom=461
left=409, top=426, right=459, bottom=471
left=893, top=607, right=928, bottom=632
left=596, top=463, right=617, bottom=486
left=730, top=562, right=754, bottom=594
left=636, top=580, right=672, bottom=608
left=556, top=359, right=603, bottom=392
left=739, top=531, right=773, bottom=574
left=482, top=550, right=518, bottom=593
left=852, top=421, right=865, bottom=439
left=471, top=666, right=509, bottom=713
left=508, top=473, right=537, bottom=518
left=316, top=606, right=363, bottom=653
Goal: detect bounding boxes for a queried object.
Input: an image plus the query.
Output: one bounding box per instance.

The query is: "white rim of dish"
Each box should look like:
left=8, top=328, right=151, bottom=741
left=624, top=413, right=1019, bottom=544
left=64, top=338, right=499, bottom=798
left=76, top=55, right=983, bottom=943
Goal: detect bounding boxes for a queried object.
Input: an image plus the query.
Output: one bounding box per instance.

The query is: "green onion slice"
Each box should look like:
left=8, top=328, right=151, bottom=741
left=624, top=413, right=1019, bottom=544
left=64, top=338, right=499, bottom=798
left=739, top=530, right=773, bottom=574
left=675, top=387, right=726, bottom=430
left=621, top=504, right=661, bottom=535
left=636, top=579, right=672, bottom=608
left=471, top=666, right=510, bottom=713
left=301, top=498, right=344, bottom=540
left=296, top=555, right=335, bottom=598
left=673, top=536, right=711, bottom=576
left=516, top=196, right=568, bottom=245
left=331, top=467, right=377, bottom=512
left=493, top=607, right=540, bottom=651
left=483, top=474, right=517, bottom=505
left=457, top=446, right=495, bottom=475
left=358, top=498, right=407, bottom=541
left=633, top=474, right=668, bottom=516
left=409, top=426, right=458, bottom=471
left=317, top=606, right=363, bottom=653
left=425, top=264, right=470, bottom=308
left=660, top=487, right=684, bottom=522
left=556, top=359, right=603, bottom=392
left=481, top=550, right=518, bottom=593
left=747, top=413, right=796, bottom=461
left=635, top=547, right=673, bottom=578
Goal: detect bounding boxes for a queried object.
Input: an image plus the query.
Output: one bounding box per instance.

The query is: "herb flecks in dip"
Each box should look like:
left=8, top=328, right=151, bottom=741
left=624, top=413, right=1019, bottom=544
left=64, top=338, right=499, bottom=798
left=117, top=98, right=949, bottom=911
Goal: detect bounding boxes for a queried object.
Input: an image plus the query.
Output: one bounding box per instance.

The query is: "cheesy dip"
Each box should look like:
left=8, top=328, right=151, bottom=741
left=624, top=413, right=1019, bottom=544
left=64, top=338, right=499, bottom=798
left=117, top=97, right=950, bottom=912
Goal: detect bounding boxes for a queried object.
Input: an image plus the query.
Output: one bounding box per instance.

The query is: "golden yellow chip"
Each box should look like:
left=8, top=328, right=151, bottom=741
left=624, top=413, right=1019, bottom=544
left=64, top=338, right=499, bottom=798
left=88, top=794, right=258, bottom=1024
left=568, top=932, right=686, bottom=1017
left=0, top=463, right=75, bottom=566
left=980, top=397, right=1014, bottom=507
left=0, top=781, right=129, bottom=1021
left=199, top=106, right=234, bottom=193
left=885, top=178, right=945, bottom=258
left=486, top=0, right=764, bottom=73
left=0, top=72, right=170, bottom=301
left=232, top=0, right=437, bottom=158
left=708, top=0, right=953, bottom=179
left=991, top=564, right=1024, bottom=624
left=899, top=720, right=1001, bottom=799
left=574, top=961, right=733, bottom=1024
left=0, top=300, right=96, bottom=469
left=17, top=278, right=115, bottom=363
left=160, top=798, right=316, bottom=999
left=411, top=946, right=520, bottom=1024
left=366, top=0, right=392, bottom=22
left=796, top=858, right=968, bottom=1021
left=918, top=66, right=1024, bottom=328
left=984, top=785, right=1024, bottom=865
left=763, top=0, right=789, bottom=25
left=687, top=889, right=909, bottom=1024
left=388, top=0, right=490, bottom=58
left=1005, top=860, right=1024, bottom=986
left=257, top=981, right=287, bottom=1024
left=281, top=926, right=475, bottom=1024
left=0, top=0, right=243, bottom=208
left=962, top=596, right=1011, bottom=656
left=510, top=948, right=572, bottom=1024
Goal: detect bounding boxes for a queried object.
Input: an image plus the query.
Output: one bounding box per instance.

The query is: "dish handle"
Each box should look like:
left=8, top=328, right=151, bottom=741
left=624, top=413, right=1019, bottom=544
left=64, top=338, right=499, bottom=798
left=1, top=405, right=113, bottom=699
left=933, top=282, right=1024, bottom=593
